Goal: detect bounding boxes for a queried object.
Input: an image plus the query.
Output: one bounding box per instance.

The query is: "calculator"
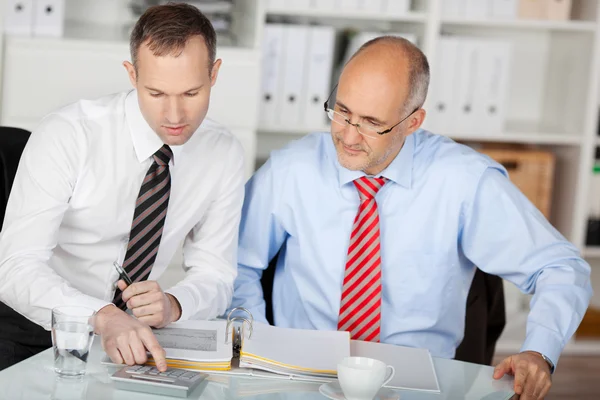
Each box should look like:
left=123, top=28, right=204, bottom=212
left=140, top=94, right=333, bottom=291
left=110, top=365, right=208, bottom=398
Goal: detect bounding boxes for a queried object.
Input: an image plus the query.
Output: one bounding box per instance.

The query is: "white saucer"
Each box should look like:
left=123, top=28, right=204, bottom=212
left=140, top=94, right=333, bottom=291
left=319, top=381, right=400, bottom=400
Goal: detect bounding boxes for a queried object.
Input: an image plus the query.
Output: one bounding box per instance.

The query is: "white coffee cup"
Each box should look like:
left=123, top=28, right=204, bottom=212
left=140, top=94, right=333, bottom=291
left=337, top=357, right=395, bottom=400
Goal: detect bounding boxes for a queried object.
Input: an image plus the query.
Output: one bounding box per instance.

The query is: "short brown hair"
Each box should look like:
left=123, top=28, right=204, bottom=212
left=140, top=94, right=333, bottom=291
left=130, top=2, right=217, bottom=73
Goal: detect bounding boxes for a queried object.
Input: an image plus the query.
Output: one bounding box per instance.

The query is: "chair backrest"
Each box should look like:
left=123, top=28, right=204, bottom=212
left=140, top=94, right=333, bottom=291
left=260, top=255, right=505, bottom=365
left=0, top=127, right=32, bottom=230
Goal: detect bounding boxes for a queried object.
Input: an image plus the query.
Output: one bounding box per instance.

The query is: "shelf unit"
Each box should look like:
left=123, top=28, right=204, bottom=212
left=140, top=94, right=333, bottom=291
left=441, top=17, right=597, bottom=32
left=266, top=7, right=428, bottom=23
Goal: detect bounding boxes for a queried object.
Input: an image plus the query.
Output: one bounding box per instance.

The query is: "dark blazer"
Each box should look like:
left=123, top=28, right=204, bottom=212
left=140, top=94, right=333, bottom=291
left=0, top=127, right=53, bottom=372
left=0, top=127, right=31, bottom=230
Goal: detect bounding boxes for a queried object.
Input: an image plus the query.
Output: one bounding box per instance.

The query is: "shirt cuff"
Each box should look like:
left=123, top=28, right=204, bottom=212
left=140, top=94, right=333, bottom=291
left=37, top=296, right=111, bottom=330
left=520, top=323, right=564, bottom=371
left=165, top=286, right=195, bottom=322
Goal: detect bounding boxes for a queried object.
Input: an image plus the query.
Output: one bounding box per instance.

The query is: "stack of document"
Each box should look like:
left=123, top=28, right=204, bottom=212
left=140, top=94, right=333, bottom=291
left=103, top=318, right=440, bottom=393
left=239, top=323, right=351, bottom=379
left=147, top=320, right=233, bottom=371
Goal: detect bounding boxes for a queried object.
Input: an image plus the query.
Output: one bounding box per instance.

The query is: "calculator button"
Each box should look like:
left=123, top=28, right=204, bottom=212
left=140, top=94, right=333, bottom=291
left=169, top=370, right=184, bottom=377
left=131, top=374, right=176, bottom=383
left=138, top=366, right=152, bottom=372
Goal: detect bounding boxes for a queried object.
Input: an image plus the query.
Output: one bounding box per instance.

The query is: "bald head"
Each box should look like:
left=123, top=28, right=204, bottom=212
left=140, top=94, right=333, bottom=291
left=343, top=36, right=429, bottom=115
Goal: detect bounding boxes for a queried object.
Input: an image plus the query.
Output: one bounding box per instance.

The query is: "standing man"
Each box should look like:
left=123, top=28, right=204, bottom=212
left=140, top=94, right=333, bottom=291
left=230, top=36, right=592, bottom=400
left=0, top=3, right=244, bottom=371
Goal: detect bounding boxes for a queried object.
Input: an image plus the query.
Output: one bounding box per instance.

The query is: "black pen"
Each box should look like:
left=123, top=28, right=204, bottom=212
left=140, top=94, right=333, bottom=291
left=113, top=261, right=133, bottom=286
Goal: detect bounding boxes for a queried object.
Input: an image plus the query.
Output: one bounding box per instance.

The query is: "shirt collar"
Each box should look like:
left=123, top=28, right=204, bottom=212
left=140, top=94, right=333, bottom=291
left=337, top=132, right=414, bottom=189
left=125, top=89, right=182, bottom=166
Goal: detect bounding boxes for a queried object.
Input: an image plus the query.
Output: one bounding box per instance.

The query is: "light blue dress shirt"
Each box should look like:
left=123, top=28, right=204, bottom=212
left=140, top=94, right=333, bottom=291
left=231, top=130, right=592, bottom=366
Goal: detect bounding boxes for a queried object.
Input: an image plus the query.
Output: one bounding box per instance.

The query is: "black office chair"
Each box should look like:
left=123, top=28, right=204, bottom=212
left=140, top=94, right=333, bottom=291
left=0, top=126, right=50, bottom=371
left=261, top=255, right=505, bottom=366
left=0, top=126, right=31, bottom=229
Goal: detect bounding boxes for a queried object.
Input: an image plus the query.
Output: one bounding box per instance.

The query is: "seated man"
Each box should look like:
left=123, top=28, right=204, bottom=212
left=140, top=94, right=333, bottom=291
left=230, top=36, right=591, bottom=400
left=0, top=3, right=244, bottom=371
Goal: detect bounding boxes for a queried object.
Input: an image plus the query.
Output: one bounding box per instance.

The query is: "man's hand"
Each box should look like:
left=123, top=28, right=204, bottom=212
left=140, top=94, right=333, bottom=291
left=493, top=351, right=552, bottom=399
left=95, top=305, right=167, bottom=371
left=117, top=280, right=182, bottom=328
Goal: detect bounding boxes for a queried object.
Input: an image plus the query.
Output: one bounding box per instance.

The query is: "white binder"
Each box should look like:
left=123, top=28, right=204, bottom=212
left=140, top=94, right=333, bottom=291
left=339, top=0, right=360, bottom=10
left=473, top=40, right=512, bottom=134
left=259, top=24, right=286, bottom=128
left=266, top=0, right=285, bottom=9
left=441, top=0, right=465, bottom=18
left=290, top=0, right=311, bottom=9
left=453, top=38, right=480, bottom=136
left=303, top=26, right=336, bottom=129
left=425, top=37, right=460, bottom=135
left=313, top=0, right=336, bottom=11
left=279, top=25, right=310, bottom=127
left=383, top=0, right=411, bottom=15
left=4, top=0, right=34, bottom=36
left=463, top=0, right=489, bottom=19
left=356, top=0, right=385, bottom=13
left=490, top=0, right=518, bottom=19
left=32, top=0, right=65, bottom=37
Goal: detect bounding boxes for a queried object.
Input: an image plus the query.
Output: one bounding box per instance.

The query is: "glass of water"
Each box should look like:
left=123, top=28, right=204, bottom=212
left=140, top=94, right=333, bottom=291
left=51, top=306, right=96, bottom=378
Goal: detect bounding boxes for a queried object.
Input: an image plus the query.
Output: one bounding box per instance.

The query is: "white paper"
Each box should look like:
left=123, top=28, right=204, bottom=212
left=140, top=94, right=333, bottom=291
left=351, top=340, right=440, bottom=392
left=153, top=320, right=232, bottom=363
left=240, top=322, right=350, bottom=377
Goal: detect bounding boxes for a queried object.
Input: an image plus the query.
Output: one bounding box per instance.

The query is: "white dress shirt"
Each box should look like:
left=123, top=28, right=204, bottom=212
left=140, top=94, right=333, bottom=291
left=0, top=90, right=245, bottom=329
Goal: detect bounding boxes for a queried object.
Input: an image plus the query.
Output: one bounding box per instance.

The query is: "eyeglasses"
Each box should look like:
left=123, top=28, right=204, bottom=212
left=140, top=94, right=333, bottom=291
left=323, top=84, right=419, bottom=140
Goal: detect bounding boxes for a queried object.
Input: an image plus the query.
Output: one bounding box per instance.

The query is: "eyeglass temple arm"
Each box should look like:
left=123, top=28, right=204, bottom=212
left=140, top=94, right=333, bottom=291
left=324, top=84, right=339, bottom=112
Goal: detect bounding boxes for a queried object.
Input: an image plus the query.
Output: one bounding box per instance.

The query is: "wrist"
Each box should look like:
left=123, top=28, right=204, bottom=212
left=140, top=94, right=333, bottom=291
left=166, top=294, right=182, bottom=323
left=524, top=351, right=555, bottom=374
left=95, top=304, right=120, bottom=333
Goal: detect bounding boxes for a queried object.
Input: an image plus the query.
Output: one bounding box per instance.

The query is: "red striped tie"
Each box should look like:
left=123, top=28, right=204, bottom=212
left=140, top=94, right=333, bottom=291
left=338, top=176, right=387, bottom=342
left=113, top=145, right=173, bottom=310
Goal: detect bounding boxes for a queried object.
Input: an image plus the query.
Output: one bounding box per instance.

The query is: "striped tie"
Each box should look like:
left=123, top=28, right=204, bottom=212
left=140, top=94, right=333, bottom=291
left=113, top=145, right=173, bottom=310
left=338, top=176, right=387, bottom=342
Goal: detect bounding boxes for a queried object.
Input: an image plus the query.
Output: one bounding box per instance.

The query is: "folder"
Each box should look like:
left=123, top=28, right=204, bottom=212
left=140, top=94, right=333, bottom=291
left=473, top=40, right=512, bottom=134
left=259, top=24, right=286, bottom=128
left=4, top=0, right=34, bottom=36
left=424, top=37, right=460, bottom=135
left=355, top=0, right=385, bottom=13
left=544, top=0, right=571, bottom=20
left=441, top=0, right=465, bottom=18
left=32, top=0, right=65, bottom=37
left=289, top=0, right=311, bottom=9
left=463, top=0, right=489, bottom=19
left=491, top=0, right=518, bottom=19
left=303, top=26, right=336, bottom=129
left=383, top=0, right=411, bottom=15
left=279, top=25, right=310, bottom=127
left=312, top=0, right=336, bottom=11
left=518, top=0, right=545, bottom=19
left=339, top=0, right=360, bottom=10
left=100, top=308, right=440, bottom=392
left=239, top=322, right=350, bottom=379
left=453, top=38, right=480, bottom=136
left=265, top=0, right=285, bottom=9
